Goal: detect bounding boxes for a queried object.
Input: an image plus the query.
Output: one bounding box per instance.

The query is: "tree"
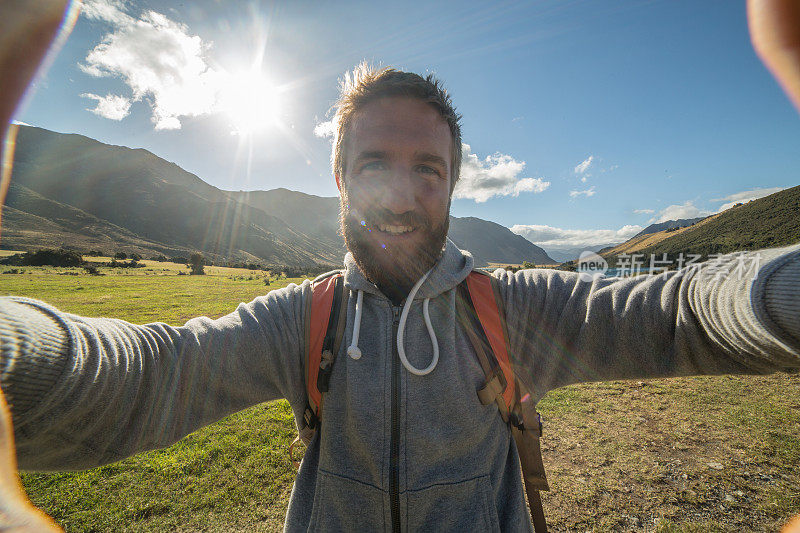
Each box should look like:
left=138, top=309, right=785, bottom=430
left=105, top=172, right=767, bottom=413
left=188, top=253, right=206, bottom=275
left=114, top=252, right=127, bottom=260
left=522, top=261, right=536, bottom=269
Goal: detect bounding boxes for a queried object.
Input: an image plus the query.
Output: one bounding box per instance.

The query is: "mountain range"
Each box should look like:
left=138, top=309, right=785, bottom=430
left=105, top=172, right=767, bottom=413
left=2, top=126, right=555, bottom=267
left=633, top=217, right=706, bottom=238
left=600, top=185, right=800, bottom=263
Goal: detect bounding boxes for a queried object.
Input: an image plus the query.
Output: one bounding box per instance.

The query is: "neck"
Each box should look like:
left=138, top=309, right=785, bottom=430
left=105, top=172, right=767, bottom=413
left=377, top=282, right=412, bottom=306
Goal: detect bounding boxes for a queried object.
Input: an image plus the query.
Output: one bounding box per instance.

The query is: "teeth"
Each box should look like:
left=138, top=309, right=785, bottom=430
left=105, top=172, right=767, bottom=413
left=378, top=224, right=414, bottom=235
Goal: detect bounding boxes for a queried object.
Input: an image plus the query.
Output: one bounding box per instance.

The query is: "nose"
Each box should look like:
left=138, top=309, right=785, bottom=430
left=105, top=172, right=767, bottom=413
left=379, top=167, right=416, bottom=215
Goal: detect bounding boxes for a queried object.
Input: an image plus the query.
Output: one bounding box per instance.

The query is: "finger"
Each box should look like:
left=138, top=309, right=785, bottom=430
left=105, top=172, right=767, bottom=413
left=747, top=0, right=800, bottom=112
left=0, top=0, right=74, bottom=128
left=783, top=514, right=800, bottom=533
left=0, top=388, right=62, bottom=531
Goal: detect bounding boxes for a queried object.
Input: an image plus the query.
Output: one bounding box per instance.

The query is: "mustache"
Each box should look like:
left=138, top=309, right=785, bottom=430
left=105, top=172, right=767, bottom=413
left=346, top=207, right=429, bottom=229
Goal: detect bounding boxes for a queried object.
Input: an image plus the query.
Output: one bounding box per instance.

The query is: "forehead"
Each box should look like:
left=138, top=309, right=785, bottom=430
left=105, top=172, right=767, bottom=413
left=346, top=97, right=452, bottom=162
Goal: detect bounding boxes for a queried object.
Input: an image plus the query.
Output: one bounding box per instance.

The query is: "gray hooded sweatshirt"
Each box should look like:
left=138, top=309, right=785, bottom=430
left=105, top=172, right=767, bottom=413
left=1, top=239, right=799, bottom=532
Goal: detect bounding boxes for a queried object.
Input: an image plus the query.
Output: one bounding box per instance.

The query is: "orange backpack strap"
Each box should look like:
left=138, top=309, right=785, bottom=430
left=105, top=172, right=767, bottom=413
left=290, top=271, right=347, bottom=467
left=459, top=270, right=550, bottom=532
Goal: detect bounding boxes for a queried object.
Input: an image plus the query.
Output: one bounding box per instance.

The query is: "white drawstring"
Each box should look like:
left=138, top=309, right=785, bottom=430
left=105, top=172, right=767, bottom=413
left=397, top=269, right=439, bottom=376
left=347, top=289, right=364, bottom=359
left=345, top=269, right=440, bottom=376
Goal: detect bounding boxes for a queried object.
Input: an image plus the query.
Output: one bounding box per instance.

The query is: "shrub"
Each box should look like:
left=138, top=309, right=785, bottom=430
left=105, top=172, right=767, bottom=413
left=114, top=252, right=127, bottom=260
left=3, top=249, right=84, bottom=267
left=189, top=253, right=206, bottom=275
left=83, top=265, right=102, bottom=276
left=108, top=259, right=144, bottom=269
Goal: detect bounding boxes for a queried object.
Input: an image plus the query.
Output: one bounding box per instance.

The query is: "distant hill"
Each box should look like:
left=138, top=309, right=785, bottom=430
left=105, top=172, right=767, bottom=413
left=633, top=217, right=706, bottom=238
left=8, top=127, right=341, bottom=266
left=3, top=126, right=553, bottom=267
left=447, top=217, right=554, bottom=265
left=600, top=214, right=722, bottom=260
left=601, top=186, right=800, bottom=263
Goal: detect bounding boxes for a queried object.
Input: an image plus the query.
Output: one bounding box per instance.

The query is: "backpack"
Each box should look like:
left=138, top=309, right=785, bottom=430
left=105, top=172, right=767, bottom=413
left=289, top=269, right=550, bottom=532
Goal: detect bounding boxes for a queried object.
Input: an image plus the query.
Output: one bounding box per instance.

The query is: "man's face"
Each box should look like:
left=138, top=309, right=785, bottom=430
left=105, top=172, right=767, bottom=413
left=337, top=96, right=453, bottom=298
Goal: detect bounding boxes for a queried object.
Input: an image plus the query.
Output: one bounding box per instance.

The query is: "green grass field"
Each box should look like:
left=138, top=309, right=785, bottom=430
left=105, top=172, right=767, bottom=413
left=1, top=263, right=798, bottom=532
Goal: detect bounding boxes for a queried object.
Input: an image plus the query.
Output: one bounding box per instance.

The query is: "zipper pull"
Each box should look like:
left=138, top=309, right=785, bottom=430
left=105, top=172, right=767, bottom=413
left=392, top=306, right=401, bottom=324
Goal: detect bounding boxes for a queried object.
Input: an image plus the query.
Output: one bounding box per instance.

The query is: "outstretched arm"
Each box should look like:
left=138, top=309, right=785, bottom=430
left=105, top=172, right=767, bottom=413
left=497, top=246, right=800, bottom=400
left=0, top=283, right=309, bottom=471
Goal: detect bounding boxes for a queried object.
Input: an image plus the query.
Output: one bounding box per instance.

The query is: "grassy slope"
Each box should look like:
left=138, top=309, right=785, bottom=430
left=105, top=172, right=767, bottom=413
left=607, top=186, right=800, bottom=264
left=601, top=215, right=722, bottom=259
left=0, top=266, right=798, bottom=532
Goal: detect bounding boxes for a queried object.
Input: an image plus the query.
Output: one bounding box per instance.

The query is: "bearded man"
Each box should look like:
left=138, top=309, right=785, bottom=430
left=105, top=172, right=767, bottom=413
left=2, top=63, right=800, bottom=533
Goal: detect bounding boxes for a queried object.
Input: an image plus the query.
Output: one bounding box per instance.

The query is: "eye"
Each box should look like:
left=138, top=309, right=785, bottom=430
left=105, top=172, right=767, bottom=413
left=360, top=161, right=387, bottom=172
left=416, top=165, right=444, bottom=179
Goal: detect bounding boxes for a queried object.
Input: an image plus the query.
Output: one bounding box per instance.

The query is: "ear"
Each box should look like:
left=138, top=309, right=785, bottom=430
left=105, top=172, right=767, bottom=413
left=335, top=172, right=342, bottom=194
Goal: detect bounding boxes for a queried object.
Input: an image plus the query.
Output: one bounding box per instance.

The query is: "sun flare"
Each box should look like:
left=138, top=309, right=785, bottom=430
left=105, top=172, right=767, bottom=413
left=220, top=69, right=281, bottom=135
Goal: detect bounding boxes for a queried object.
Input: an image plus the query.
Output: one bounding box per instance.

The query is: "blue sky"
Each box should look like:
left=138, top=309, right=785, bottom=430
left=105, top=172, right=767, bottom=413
left=14, top=0, right=800, bottom=259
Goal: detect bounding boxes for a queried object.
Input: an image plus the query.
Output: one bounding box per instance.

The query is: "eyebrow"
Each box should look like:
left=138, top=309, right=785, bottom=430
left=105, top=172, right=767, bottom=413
left=414, top=152, right=448, bottom=169
left=353, top=151, right=389, bottom=164
left=352, top=150, right=449, bottom=169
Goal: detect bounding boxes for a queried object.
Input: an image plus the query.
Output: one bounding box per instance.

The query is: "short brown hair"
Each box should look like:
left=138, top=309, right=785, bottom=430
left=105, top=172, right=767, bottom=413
left=332, top=63, right=462, bottom=192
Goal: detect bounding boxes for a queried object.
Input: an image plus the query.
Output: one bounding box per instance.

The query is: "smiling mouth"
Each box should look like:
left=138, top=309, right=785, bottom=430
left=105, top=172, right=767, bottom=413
left=376, top=224, right=416, bottom=235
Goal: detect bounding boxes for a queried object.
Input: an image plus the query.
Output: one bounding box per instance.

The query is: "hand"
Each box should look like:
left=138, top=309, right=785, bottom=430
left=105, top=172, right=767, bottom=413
left=748, top=0, right=800, bottom=112
left=0, top=1, right=71, bottom=529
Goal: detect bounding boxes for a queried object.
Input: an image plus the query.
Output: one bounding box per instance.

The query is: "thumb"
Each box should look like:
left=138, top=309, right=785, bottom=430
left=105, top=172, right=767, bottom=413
left=0, top=387, right=61, bottom=532
left=748, top=0, right=800, bottom=112
left=783, top=514, right=800, bottom=533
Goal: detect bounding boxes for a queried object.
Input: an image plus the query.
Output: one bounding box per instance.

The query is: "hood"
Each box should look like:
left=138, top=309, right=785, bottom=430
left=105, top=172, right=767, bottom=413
left=342, top=237, right=475, bottom=301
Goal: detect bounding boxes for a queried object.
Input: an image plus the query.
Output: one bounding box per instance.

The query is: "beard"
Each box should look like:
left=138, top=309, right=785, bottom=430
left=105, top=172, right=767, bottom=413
left=339, top=193, right=449, bottom=301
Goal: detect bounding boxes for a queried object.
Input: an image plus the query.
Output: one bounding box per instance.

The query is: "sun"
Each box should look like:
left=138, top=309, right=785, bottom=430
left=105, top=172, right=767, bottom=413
left=220, top=69, right=281, bottom=135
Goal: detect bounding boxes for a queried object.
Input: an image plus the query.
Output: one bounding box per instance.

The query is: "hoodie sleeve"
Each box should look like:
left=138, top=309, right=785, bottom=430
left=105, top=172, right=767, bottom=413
left=0, top=281, right=310, bottom=471
left=495, top=245, right=800, bottom=400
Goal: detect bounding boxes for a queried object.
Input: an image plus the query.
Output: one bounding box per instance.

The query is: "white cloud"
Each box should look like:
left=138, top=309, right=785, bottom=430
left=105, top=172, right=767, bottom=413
left=79, top=0, right=224, bottom=129
left=574, top=155, right=594, bottom=175
left=569, top=186, right=596, bottom=198
left=81, top=0, right=130, bottom=25
left=313, top=119, right=336, bottom=138
left=634, top=208, right=655, bottom=215
left=453, top=143, right=550, bottom=203
left=510, top=224, right=643, bottom=252
left=649, top=201, right=712, bottom=223
left=713, top=186, right=786, bottom=212
left=81, top=92, right=132, bottom=120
